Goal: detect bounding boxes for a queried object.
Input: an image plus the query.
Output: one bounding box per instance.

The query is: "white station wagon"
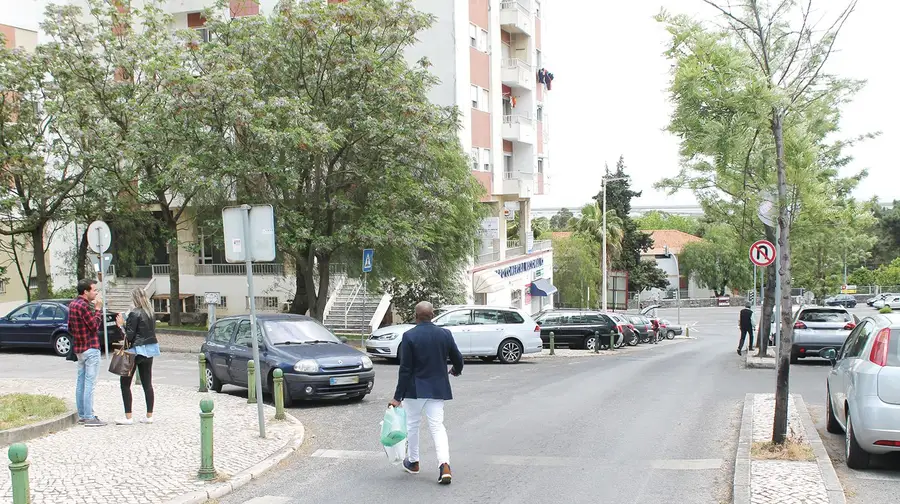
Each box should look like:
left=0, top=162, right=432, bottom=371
left=366, top=305, right=543, bottom=364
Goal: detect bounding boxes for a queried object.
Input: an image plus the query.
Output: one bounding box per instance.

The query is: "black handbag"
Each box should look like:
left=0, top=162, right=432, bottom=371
left=108, top=337, right=136, bottom=376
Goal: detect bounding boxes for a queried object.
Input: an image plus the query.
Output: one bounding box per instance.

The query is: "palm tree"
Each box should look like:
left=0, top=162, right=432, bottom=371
left=568, top=202, right=624, bottom=267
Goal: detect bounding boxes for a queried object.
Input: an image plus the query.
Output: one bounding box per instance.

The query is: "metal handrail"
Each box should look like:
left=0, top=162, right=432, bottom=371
left=503, top=114, right=534, bottom=125
left=504, top=170, right=535, bottom=180
left=507, top=239, right=521, bottom=248
left=344, top=281, right=362, bottom=329
left=501, top=58, right=533, bottom=71
left=501, top=1, right=531, bottom=14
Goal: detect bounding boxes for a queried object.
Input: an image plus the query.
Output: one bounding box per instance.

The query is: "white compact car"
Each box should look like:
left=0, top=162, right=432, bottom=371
left=366, top=305, right=543, bottom=364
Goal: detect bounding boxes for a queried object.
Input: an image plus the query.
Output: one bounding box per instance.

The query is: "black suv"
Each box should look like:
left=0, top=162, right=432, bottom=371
left=534, top=310, right=619, bottom=350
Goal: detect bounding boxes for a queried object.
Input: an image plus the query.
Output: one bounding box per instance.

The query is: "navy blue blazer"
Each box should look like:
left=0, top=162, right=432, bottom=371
left=393, top=321, right=464, bottom=402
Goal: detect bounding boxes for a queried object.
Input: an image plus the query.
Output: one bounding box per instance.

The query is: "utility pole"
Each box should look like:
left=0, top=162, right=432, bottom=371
left=601, top=176, right=625, bottom=313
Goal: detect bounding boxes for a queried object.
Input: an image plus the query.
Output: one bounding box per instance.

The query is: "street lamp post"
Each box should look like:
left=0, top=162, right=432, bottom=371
left=601, top=176, right=626, bottom=313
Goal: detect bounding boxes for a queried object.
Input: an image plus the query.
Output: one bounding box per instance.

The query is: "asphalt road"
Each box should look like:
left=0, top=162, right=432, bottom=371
left=1, top=305, right=897, bottom=504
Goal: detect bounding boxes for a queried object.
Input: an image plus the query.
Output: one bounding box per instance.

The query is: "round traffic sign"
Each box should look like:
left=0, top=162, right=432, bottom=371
left=87, top=220, right=112, bottom=254
left=749, top=240, right=776, bottom=267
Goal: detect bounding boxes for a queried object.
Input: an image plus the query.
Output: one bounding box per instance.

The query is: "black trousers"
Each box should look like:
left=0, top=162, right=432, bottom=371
left=121, top=355, right=155, bottom=414
left=739, top=328, right=754, bottom=351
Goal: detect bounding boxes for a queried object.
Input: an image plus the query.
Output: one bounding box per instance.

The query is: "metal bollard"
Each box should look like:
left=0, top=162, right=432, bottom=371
left=686, top=326, right=691, bottom=339
left=273, top=369, right=285, bottom=420
left=198, top=354, right=208, bottom=393
left=8, top=443, right=30, bottom=504
left=198, top=399, right=216, bottom=480
left=549, top=332, right=555, bottom=355
left=248, top=360, right=257, bottom=404
left=593, top=331, right=600, bottom=354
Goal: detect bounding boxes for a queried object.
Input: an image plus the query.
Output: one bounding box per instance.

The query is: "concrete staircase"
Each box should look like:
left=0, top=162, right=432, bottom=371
left=104, top=277, right=152, bottom=313
left=324, top=278, right=381, bottom=335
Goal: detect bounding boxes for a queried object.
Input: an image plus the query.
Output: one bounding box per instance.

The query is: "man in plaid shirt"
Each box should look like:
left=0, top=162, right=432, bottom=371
left=71, top=278, right=107, bottom=427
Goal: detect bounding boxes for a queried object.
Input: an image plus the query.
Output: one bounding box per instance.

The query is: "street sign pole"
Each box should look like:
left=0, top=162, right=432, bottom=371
left=362, top=249, right=374, bottom=348
left=241, top=205, right=266, bottom=439
left=96, top=227, right=109, bottom=360
left=753, top=264, right=757, bottom=307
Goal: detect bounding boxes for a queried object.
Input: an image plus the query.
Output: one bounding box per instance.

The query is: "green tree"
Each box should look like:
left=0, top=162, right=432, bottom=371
left=531, top=217, right=551, bottom=239
left=679, top=225, right=752, bottom=297
left=549, top=208, right=573, bottom=231
left=551, top=234, right=600, bottom=308
left=635, top=211, right=704, bottom=237
left=568, top=202, right=623, bottom=267
left=871, top=201, right=900, bottom=267
left=205, top=0, right=483, bottom=319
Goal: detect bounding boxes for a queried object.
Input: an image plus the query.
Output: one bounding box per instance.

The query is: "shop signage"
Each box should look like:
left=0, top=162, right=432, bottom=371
left=496, top=257, right=544, bottom=279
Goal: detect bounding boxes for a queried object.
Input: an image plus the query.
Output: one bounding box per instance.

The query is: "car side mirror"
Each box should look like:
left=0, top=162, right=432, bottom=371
left=339, top=336, right=348, bottom=343
left=821, top=348, right=837, bottom=365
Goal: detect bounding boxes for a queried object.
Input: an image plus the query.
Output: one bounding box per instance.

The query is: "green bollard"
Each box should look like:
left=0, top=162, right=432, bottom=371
left=686, top=326, right=691, bottom=339
left=549, top=331, right=555, bottom=356
left=198, top=354, right=208, bottom=393
left=593, top=331, right=600, bottom=354
left=8, top=443, right=30, bottom=504
left=198, top=399, right=215, bottom=480
left=247, top=360, right=257, bottom=404
left=273, top=368, right=285, bottom=420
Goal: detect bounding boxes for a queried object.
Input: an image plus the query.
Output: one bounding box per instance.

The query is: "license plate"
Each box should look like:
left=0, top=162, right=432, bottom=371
left=330, top=376, right=360, bottom=386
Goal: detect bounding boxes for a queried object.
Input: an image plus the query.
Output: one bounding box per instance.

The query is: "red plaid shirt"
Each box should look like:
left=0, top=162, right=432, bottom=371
left=69, top=296, right=102, bottom=354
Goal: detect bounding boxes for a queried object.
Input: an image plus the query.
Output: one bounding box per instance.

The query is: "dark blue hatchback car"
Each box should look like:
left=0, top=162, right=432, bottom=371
left=201, top=313, right=375, bottom=406
left=0, top=299, right=121, bottom=356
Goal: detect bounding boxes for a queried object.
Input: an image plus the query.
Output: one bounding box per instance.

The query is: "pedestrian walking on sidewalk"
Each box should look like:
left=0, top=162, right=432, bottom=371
left=70, top=278, right=107, bottom=427
left=389, top=301, right=464, bottom=485
left=737, top=302, right=756, bottom=356
left=115, top=288, right=160, bottom=426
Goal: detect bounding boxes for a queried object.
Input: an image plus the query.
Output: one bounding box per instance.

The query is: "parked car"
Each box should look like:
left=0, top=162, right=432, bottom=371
left=825, top=294, right=857, bottom=308
left=874, top=295, right=900, bottom=310
left=366, top=305, right=543, bottom=364
left=791, top=306, right=857, bottom=364
left=659, top=319, right=682, bottom=339
left=201, top=314, right=375, bottom=405
left=822, top=313, right=900, bottom=469
left=534, top=309, right=619, bottom=351
left=626, top=315, right=655, bottom=343
left=0, top=299, right=121, bottom=356
left=866, top=293, right=894, bottom=307
left=607, top=313, right=638, bottom=347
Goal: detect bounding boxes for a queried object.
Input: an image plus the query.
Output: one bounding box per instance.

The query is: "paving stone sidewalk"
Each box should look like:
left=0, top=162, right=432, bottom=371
left=0, top=378, right=302, bottom=504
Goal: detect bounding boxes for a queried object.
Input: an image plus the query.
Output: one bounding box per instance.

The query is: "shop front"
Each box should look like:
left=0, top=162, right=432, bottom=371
left=468, top=250, right=556, bottom=315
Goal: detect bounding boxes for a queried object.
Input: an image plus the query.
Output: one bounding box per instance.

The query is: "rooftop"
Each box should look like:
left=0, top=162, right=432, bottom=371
left=644, top=230, right=703, bottom=255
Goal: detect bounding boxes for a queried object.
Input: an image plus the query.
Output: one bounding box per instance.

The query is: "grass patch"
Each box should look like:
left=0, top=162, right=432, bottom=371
left=751, top=439, right=815, bottom=461
left=0, top=393, right=68, bottom=430
left=157, top=322, right=208, bottom=332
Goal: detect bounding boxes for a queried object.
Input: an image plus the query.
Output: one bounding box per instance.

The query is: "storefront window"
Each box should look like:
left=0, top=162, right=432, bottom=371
left=511, top=289, right=522, bottom=309
left=474, top=293, right=487, bottom=305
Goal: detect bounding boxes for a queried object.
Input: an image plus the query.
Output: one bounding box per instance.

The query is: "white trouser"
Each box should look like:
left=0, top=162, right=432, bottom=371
left=404, top=398, right=450, bottom=465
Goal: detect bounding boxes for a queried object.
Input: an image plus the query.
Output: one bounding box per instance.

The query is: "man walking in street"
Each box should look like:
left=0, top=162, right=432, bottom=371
left=71, top=278, right=107, bottom=427
left=738, top=302, right=756, bottom=356
left=389, top=301, right=464, bottom=485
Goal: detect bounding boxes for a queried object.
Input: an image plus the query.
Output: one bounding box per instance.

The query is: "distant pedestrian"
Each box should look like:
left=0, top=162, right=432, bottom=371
left=71, top=278, right=106, bottom=427
left=115, top=288, right=159, bottom=425
left=738, top=302, right=756, bottom=356
left=389, top=301, right=464, bottom=485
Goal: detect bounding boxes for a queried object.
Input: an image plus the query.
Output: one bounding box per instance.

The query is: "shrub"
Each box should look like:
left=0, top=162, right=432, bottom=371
left=879, top=306, right=892, bottom=314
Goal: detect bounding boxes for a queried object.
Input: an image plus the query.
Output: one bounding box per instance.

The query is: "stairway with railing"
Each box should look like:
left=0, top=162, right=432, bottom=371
left=323, top=277, right=382, bottom=335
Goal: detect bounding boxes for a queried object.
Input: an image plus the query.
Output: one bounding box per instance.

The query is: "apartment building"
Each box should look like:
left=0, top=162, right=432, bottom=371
left=3, top=0, right=556, bottom=326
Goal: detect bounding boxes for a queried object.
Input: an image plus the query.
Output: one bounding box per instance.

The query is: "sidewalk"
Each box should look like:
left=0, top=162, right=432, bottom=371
left=0, top=378, right=304, bottom=504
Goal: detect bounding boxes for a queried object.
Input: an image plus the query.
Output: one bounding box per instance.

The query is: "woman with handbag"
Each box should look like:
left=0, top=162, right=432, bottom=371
left=114, top=288, right=160, bottom=425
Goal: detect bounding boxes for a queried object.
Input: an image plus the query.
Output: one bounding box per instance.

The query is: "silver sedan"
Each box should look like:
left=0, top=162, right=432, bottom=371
left=823, top=313, right=900, bottom=469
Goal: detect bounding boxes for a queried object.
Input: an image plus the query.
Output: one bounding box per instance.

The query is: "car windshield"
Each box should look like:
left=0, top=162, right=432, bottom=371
left=262, top=320, right=342, bottom=345
left=799, top=309, right=852, bottom=323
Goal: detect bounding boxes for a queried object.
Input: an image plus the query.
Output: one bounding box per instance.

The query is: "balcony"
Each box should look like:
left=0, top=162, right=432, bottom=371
left=502, top=114, right=536, bottom=144
left=475, top=249, right=501, bottom=266
left=500, top=1, right=533, bottom=36
left=195, top=263, right=285, bottom=276
left=506, top=239, right=525, bottom=258
left=501, top=59, right=534, bottom=91
left=501, top=170, right=535, bottom=198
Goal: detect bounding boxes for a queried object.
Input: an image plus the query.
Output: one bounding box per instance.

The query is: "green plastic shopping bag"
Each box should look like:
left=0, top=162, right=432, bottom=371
left=380, top=405, right=407, bottom=447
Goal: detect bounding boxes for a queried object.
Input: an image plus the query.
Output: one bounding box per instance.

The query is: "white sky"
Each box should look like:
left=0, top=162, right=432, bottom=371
left=536, top=0, right=900, bottom=210
left=9, top=1, right=898, bottom=212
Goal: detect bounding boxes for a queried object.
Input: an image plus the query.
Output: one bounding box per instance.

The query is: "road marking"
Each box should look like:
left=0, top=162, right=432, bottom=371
left=849, top=469, right=900, bottom=481
left=241, top=498, right=291, bottom=504
left=311, top=449, right=722, bottom=470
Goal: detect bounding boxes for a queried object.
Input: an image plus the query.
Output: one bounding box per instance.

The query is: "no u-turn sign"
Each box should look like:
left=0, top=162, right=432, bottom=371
left=749, top=240, right=776, bottom=267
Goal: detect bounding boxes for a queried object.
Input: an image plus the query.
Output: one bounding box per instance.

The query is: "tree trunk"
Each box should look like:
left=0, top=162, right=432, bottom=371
left=163, top=213, right=182, bottom=326
left=757, top=226, right=777, bottom=357
left=309, top=255, right=330, bottom=321
left=30, top=224, right=50, bottom=300
left=75, top=227, right=89, bottom=281
left=772, top=111, right=793, bottom=445
left=289, top=254, right=311, bottom=315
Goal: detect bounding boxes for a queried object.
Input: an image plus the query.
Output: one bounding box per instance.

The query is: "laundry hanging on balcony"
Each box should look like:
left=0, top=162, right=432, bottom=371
left=536, top=68, right=554, bottom=91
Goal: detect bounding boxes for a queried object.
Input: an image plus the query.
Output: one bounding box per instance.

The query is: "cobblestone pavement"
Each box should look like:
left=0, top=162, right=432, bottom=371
left=753, top=393, right=807, bottom=443
left=0, top=378, right=300, bottom=504
left=156, top=333, right=205, bottom=354
left=751, top=460, right=829, bottom=504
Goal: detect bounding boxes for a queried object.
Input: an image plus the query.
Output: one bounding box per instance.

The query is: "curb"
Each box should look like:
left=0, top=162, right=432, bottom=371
left=794, top=395, right=846, bottom=504
left=161, top=413, right=306, bottom=504
left=0, top=408, right=78, bottom=446
left=744, top=349, right=776, bottom=369
left=733, top=392, right=753, bottom=504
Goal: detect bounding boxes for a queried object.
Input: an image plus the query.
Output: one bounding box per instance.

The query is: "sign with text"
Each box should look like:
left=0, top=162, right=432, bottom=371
left=495, top=257, right=544, bottom=279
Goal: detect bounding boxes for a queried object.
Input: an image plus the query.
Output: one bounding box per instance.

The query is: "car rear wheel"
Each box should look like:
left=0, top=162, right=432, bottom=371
left=584, top=335, right=598, bottom=351
left=498, top=339, right=523, bottom=364
left=205, top=367, right=223, bottom=393
left=53, top=333, right=72, bottom=357
left=666, top=330, right=676, bottom=340
left=626, top=333, right=639, bottom=346
left=639, top=334, right=651, bottom=344
left=845, top=412, right=870, bottom=469
left=826, top=386, right=843, bottom=434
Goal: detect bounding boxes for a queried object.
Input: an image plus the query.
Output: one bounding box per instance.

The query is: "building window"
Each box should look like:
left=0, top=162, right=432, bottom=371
left=153, top=298, right=169, bottom=313
left=28, top=277, right=37, bottom=290
left=469, top=24, right=477, bottom=47
left=469, top=24, right=488, bottom=52
left=481, top=88, right=490, bottom=112
left=0, top=279, right=5, bottom=294
left=537, top=158, right=544, bottom=174
left=474, top=293, right=487, bottom=305
left=196, top=296, right=227, bottom=309
left=511, top=289, right=522, bottom=309
left=470, top=85, right=479, bottom=108
left=481, top=149, right=492, bottom=172
left=504, top=154, right=513, bottom=174
left=536, top=105, right=543, bottom=121
left=247, top=296, right=280, bottom=311
left=471, top=148, right=479, bottom=171
left=503, top=97, right=512, bottom=116
left=536, top=0, right=542, bottom=18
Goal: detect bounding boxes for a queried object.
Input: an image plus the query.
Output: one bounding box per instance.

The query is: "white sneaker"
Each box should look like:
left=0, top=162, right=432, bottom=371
left=140, top=417, right=154, bottom=424
left=115, top=418, right=134, bottom=426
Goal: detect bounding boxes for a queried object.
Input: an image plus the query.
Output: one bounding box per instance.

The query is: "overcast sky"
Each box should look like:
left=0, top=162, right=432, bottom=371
left=537, top=0, right=899, bottom=210
left=10, top=1, right=898, bottom=213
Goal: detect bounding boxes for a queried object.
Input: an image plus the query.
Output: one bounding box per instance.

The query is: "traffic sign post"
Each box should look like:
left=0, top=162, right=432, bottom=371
left=749, top=240, right=776, bottom=267
left=362, top=249, right=374, bottom=348
left=223, top=204, right=275, bottom=439
left=87, top=221, right=112, bottom=360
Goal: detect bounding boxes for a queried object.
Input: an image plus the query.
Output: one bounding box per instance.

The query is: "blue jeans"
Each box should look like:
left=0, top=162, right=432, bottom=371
left=75, top=348, right=101, bottom=419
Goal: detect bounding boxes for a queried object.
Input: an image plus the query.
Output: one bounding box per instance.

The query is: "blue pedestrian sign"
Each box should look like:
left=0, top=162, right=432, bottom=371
left=362, top=249, right=374, bottom=273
